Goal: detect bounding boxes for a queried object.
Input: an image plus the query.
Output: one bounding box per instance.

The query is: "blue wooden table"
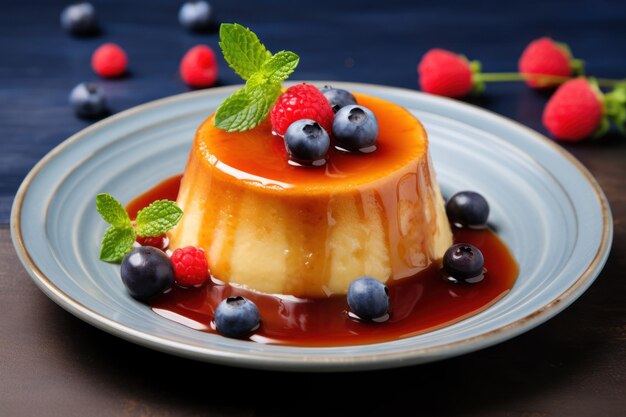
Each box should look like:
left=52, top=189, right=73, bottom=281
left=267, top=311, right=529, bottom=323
left=1, top=1, right=625, bottom=415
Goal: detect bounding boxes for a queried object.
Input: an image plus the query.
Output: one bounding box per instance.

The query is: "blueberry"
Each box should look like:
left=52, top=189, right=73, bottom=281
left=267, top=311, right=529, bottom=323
left=178, top=1, right=213, bottom=32
left=347, top=277, right=389, bottom=320
left=332, top=105, right=378, bottom=152
left=60, top=3, right=98, bottom=36
left=443, top=243, right=485, bottom=283
left=214, top=296, right=260, bottom=338
left=69, top=82, right=107, bottom=118
left=284, top=119, right=330, bottom=166
left=446, top=191, right=490, bottom=228
left=320, top=86, right=357, bottom=112
left=120, top=247, right=174, bottom=300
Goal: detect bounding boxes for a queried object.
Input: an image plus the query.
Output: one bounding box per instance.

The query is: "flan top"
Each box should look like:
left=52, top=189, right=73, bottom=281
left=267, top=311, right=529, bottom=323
left=195, top=93, right=427, bottom=194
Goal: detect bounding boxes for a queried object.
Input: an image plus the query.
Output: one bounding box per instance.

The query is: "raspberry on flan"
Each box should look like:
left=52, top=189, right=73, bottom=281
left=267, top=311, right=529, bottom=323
left=168, top=92, right=452, bottom=297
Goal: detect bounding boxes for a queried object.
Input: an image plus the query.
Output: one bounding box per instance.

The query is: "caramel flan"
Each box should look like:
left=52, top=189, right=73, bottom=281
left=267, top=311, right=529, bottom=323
left=168, top=92, right=452, bottom=297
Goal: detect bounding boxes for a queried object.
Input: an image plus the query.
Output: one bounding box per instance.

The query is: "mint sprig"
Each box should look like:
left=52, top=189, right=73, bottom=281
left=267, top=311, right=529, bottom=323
left=215, top=23, right=300, bottom=132
left=95, top=193, right=183, bottom=263
left=259, top=51, right=300, bottom=84
left=96, top=193, right=130, bottom=228
left=135, top=200, right=183, bottom=237
left=100, top=226, right=136, bottom=263
left=219, top=23, right=272, bottom=80
left=214, top=77, right=282, bottom=132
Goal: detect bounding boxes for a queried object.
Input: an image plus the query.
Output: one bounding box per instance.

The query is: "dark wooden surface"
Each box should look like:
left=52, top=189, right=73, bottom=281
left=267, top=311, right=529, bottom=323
left=1, top=0, right=625, bottom=416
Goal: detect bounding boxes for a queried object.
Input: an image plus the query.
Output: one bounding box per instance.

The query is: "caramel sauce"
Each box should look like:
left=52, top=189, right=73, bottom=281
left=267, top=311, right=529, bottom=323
left=126, top=175, right=182, bottom=219
left=127, top=176, right=519, bottom=347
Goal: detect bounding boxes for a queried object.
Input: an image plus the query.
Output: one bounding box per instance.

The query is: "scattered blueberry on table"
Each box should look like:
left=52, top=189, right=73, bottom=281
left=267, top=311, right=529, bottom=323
left=179, top=1, right=214, bottom=32
left=60, top=2, right=98, bottom=36
left=69, top=82, right=108, bottom=118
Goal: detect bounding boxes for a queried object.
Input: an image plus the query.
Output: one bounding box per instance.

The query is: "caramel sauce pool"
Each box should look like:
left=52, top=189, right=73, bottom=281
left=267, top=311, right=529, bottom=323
left=127, top=175, right=519, bottom=347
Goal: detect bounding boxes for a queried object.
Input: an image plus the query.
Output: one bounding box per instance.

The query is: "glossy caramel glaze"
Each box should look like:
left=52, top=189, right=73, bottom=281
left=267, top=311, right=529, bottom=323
left=193, top=93, right=426, bottom=191
left=168, top=93, right=452, bottom=296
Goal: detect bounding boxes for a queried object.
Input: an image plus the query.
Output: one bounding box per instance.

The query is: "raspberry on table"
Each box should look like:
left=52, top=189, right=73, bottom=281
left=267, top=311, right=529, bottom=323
left=518, top=37, right=577, bottom=88
left=170, top=246, right=209, bottom=287
left=92, top=43, right=128, bottom=78
left=270, top=83, right=334, bottom=136
left=180, top=45, right=218, bottom=88
left=542, top=78, right=604, bottom=141
left=417, top=49, right=474, bottom=98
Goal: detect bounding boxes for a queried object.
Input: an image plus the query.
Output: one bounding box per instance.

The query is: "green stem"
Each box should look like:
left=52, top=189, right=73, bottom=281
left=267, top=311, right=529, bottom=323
left=475, top=72, right=527, bottom=82
left=596, top=78, right=625, bottom=88
left=475, top=73, right=624, bottom=88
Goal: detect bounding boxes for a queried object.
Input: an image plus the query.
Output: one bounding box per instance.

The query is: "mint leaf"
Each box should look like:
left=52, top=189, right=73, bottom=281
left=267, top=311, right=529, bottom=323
left=260, top=51, right=299, bottom=84
left=219, top=23, right=272, bottom=80
left=214, top=78, right=281, bottom=132
left=215, top=23, right=300, bottom=132
left=96, top=193, right=131, bottom=229
left=135, top=200, right=183, bottom=237
left=99, top=226, right=136, bottom=263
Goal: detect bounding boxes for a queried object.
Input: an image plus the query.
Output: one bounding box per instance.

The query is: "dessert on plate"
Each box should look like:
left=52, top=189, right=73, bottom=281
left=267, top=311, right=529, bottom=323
left=96, top=23, right=517, bottom=345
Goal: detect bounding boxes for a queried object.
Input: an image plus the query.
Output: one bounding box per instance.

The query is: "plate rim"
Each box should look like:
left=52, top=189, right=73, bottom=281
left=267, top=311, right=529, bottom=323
left=10, top=82, right=613, bottom=371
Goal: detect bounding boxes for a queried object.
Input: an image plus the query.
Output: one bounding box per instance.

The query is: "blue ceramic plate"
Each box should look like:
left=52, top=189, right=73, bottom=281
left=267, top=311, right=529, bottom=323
left=11, top=83, right=612, bottom=372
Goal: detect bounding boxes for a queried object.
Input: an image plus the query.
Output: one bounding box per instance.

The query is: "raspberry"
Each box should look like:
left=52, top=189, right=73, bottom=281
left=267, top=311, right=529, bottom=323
left=270, top=83, right=334, bottom=136
left=519, top=37, right=578, bottom=88
left=170, top=246, right=209, bottom=287
left=180, top=45, right=218, bottom=88
left=418, top=49, right=474, bottom=98
left=136, top=234, right=168, bottom=250
left=92, top=43, right=127, bottom=78
left=542, top=78, right=604, bottom=141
